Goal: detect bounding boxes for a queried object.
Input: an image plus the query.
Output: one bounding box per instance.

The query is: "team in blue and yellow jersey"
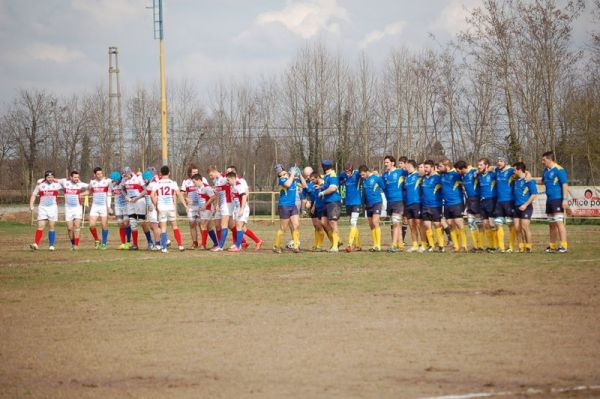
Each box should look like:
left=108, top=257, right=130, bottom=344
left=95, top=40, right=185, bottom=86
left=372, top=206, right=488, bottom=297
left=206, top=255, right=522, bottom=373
left=420, top=160, right=446, bottom=252
left=404, top=160, right=425, bottom=252
left=540, top=151, right=569, bottom=253
left=455, top=161, right=485, bottom=251
left=339, top=163, right=363, bottom=251
left=438, top=159, right=468, bottom=252
left=493, top=158, right=517, bottom=252
left=359, top=165, right=386, bottom=251
left=382, top=155, right=407, bottom=252
left=513, top=162, right=538, bottom=252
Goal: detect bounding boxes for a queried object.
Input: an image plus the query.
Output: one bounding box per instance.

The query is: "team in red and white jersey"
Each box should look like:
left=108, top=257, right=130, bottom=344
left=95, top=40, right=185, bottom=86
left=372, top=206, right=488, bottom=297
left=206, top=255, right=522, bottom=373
left=29, top=170, right=63, bottom=250
left=181, top=165, right=202, bottom=248
left=151, top=165, right=188, bottom=253
left=59, top=170, right=89, bottom=250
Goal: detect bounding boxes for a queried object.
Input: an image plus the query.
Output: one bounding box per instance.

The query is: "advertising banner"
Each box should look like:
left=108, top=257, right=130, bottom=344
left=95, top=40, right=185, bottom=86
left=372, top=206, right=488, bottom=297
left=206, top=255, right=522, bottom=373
left=532, top=185, right=600, bottom=219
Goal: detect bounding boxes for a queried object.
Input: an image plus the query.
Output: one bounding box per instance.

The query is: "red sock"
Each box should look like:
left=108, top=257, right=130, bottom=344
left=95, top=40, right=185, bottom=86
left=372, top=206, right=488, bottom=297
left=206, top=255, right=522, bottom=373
left=89, top=227, right=99, bottom=241
left=119, top=227, right=126, bottom=244
left=193, top=240, right=198, bottom=247
left=232, top=227, right=237, bottom=243
left=132, top=230, right=139, bottom=246
left=201, top=230, right=208, bottom=246
left=74, top=237, right=80, bottom=246
left=34, top=228, right=43, bottom=245
left=245, top=229, right=261, bottom=243
left=174, top=228, right=183, bottom=246
left=216, top=229, right=222, bottom=242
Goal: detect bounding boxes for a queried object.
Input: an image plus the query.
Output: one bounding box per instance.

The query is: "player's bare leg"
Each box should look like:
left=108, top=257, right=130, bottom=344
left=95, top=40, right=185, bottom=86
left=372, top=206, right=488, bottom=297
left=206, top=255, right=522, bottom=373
left=188, top=219, right=199, bottom=249
left=88, top=215, right=101, bottom=249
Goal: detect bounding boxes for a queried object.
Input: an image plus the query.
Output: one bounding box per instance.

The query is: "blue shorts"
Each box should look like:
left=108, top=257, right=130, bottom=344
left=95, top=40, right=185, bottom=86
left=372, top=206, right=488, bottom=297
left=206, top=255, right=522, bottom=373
left=278, top=205, right=298, bottom=219
left=422, top=206, right=442, bottom=222
left=466, top=197, right=481, bottom=215
left=325, top=202, right=342, bottom=221
left=387, top=201, right=404, bottom=215
left=480, top=198, right=496, bottom=219
left=546, top=198, right=564, bottom=215
left=366, top=202, right=383, bottom=217
left=514, top=204, right=533, bottom=219
left=346, top=205, right=361, bottom=215
left=310, top=208, right=324, bottom=219
left=404, top=203, right=422, bottom=219
left=444, top=203, right=465, bottom=219
left=494, top=200, right=514, bottom=218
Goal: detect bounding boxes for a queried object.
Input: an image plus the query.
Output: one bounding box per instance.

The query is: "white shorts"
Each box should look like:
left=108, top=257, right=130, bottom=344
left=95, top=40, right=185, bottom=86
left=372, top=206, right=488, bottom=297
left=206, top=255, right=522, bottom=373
left=89, top=204, right=108, bottom=218
left=200, top=209, right=214, bottom=221
left=38, top=205, right=58, bottom=222
left=127, top=200, right=147, bottom=216
left=187, top=207, right=200, bottom=222
left=65, top=206, right=83, bottom=222
left=233, top=205, right=250, bottom=223
left=219, top=202, right=234, bottom=217
left=158, top=207, right=177, bottom=223
left=212, top=209, right=221, bottom=220
left=147, top=209, right=158, bottom=224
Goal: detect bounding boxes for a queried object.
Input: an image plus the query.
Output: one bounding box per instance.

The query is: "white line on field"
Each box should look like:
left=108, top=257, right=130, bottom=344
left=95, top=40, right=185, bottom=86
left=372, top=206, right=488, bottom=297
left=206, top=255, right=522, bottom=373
left=418, top=384, right=600, bottom=399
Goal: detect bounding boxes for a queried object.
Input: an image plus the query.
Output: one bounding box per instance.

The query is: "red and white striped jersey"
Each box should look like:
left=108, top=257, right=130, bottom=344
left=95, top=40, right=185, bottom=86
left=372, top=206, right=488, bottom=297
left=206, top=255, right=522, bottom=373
left=89, top=178, right=112, bottom=207
left=111, top=181, right=128, bottom=209
left=213, top=175, right=232, bottom=207
left=60, top=179, right=89, bottom=208
left=197, top=183, right=214, bottom=210
left=181, top=178, right=200, bottom=207
left=232, top=178, right=249, bottom=207
left=123, top=175, right=145, bottom=199
left=153, top=177, right=179, bottom=211
left=32, top=180, right=63, bottom=207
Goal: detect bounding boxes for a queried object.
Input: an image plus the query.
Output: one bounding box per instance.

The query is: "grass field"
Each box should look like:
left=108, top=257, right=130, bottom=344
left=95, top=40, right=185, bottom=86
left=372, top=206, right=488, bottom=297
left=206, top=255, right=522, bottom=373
left=1, top=221, right=599, bottom=398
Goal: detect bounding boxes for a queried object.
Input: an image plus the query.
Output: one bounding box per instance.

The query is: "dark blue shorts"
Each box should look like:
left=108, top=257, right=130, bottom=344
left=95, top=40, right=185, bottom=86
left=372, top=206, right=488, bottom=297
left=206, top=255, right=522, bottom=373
left=405, top=203, right=422, bottom=219
left=467, top=197, right=481, bottom=215
left=278, top=205, right=299, bottom=219
left=310, top=208, right=324, bottom=219
left=494, top=200, right=514, bottom=218
left=346, top=205, right=361, bottom=215
left=480, top=198, right=496, bottom=219
left=514, top=204, right=533, bottom=219
left=387, top=201, right=404, bottom=215
left=325, top=202, right=342, bottom=221
left=422, top=206, right=442, bottom=222
left=444, top=203, right=465, bottom=219
left=546, top=198, right=564, bottom=215
left=366, top=202, right=383, bottom=217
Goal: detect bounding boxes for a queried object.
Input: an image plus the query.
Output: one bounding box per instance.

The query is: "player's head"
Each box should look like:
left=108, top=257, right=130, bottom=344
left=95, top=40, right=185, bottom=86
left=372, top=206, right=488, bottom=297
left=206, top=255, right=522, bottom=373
left=69, top=170, right=80, bottom=183
left=226, top=171, right=237, bottom=185
left=93, top=167, right=104, bottom=179
left=418, top=163, right=425, bottom=176
left=110, top=171, right=121, bottom=182
left=142, top=171, right=153, bottom=183
left=423, top=160, right=435, bottom=176
left=477, top=158, right=490, bottom=173
left=542, top=151, right=555, bottom=167
left=513, top=161, right=527, bottom=178
left=321, top=160, right=333, bottom=172
left=44, top=170, right=55, bottom=183
left=496, top=156, right=507, bottom=170
left=122, top=166, right=132, bottom=179
left=454, top=160, right=468, bottom=174
left=274, top=164, right=286, bottom=178
left=406, top=160, right=417, bottom=174
left=309, top=172, right=320, bottom=184
left=343, top=162, right=353, bottom=175
left=207, top=165, right=220, bottom=179
left=191, top=173, right=203, bottom=187
left=383, top=155, right=396, bottom=171
left=160, top=165, right=169, bottom=176
left=437, top=159, right=451, bottom=173
left=303, top=166, right=313, bottom=178
left=358, top=164, right=369, bottom=179
left=226, top=165, right=238, bottom=175
left=187, top=164, right=199, bottom=178
left=398, top=156, right=408, bottom=169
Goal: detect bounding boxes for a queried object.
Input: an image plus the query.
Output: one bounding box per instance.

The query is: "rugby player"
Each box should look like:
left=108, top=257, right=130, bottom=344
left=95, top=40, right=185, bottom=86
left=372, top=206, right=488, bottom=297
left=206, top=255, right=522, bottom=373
left=339, top=162, right=362, bottom=252
left=539, top=151, right=569, bottom=253
left=181, top=164, right=201, bottom=249
left=421, top=160, right=445, bottom=252
left=123, top=167, right=149, bottom=250
left=151, top=165, right=188, bottom=253
left=455, top=161, right=485, bottom=252
left=359, top=165, right=386, bottom=252
left=477, top=158, right=498, bottom=252
left=88, top=167, right=112, bottom=249
left=191, top=174, right=219, bottom=250
left=404, top=160, right=425, bottom=252
left=303, top=171, right=327, bottom=251
left=438, top=159, right=468, bottom=252
left=29, top=170, right=63, bottom=250
left=494, top=157, right=517, bottom=253
left=382, top=156, right=406, bottom=252
left=59, top=170, right=88, bottom=250
left=318, top=160, right=342, bottom=252
left=273, top=164, right=300, bottom=253
left=110, top=171, right=131, bottom=249
left=513, top=162, right=537, bottom=252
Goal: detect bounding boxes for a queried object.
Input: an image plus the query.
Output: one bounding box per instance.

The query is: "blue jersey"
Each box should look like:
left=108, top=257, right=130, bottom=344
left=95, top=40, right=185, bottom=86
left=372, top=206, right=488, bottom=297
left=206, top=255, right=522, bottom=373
left=361, top=174, right=385, bottom=206
left=440, top=169, right=464, bottom=206
left=421, top=174, right=443, bottom=208
left=496, top=166, right=516, bottom=202
left=304, top=181, right=325, bottom=211
left=382, top=168, right=406, bottom=202
left=322, top=170, right=342, bottom=203
left=404, top=171, right=422, bottom=206
left=478, top=171, right=497, bottom=200
left=278, top=176, right=297, bottom=206
left=513, top=178, right=538, bottom=206
left=461, top=167, right=479, bottom=198
left=339, top=170, right=362, bottom=206
left=543, top=165, right=568, bottom=200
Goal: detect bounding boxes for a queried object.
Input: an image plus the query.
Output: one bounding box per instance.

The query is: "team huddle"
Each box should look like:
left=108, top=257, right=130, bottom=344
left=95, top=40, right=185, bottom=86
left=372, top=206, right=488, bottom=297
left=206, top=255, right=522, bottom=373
left=29, top=164, right=263, bottom=253
left=273, top=151, right=569, bottom=254
left=29, top=150, right=569, bottom=254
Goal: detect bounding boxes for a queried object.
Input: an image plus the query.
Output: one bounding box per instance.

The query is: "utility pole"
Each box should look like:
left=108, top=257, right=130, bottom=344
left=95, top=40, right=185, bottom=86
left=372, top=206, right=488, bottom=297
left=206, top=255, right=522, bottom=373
left=150, top=0, right=168, bottom=166
left=108, top=46, right=124, bottom=168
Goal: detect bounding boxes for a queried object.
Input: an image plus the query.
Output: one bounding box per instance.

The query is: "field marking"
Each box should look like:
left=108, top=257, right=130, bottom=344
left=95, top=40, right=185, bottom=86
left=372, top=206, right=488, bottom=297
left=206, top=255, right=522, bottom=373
left=418, top=384, right=600, bottom=399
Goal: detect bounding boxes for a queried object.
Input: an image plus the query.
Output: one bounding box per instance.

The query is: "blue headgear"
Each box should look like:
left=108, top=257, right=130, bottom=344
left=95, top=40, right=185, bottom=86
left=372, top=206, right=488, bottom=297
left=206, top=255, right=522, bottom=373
left=110, top=171, right=122, bottom=182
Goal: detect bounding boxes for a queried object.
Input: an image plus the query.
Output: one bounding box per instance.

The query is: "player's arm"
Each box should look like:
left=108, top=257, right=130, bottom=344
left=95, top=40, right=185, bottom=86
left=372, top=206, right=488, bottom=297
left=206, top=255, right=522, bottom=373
left=29, top=190, right=37, bottom=211
left=560, top=170, right=569, bottom=209
left=176, top=188, right=188, bottom=210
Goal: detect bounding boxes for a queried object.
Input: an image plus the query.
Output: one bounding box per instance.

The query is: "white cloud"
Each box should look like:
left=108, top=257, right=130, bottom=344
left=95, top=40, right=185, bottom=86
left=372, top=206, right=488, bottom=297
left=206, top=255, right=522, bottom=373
left=430, top=0, right=481, bottom=36
left=27, top=43, right=85, bottom=63
left=238, top=0, right=350, bottom=41
left=358, top=21, right=405, bottom=49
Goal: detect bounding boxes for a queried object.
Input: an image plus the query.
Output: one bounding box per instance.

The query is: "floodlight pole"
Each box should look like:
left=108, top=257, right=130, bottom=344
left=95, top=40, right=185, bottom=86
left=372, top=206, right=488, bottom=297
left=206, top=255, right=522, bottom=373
left=152, top=0, right=168, bottom=166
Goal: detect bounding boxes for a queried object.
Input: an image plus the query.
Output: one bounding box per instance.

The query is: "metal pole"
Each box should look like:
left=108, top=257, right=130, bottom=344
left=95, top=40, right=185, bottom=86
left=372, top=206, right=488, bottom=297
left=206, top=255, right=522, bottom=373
left=158, top=0, right=168, bottom=166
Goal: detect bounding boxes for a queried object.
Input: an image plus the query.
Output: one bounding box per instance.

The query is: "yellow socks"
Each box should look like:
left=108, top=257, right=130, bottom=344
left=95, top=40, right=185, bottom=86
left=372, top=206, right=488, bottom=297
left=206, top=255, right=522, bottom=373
left=426, top=228, right=435, bottom=248
left=560, top=241, right=568, bottom=249
left=496, top=226, right=505, bottom=251
left=332, top=231, right=340, bottom=248
left=550, top=242, right=558, bottom=250
left=274, top=229, right=284, bottom=248
left=292, top=230, right=300, bottom=249
left=435, top=227, right=445, bottom=248
left=372, top=227, right=381, bottom=249
left=509, top=225, right=517, bottom=251
left=519, top=242, right=525, bottom=252
left=478, top=230, right=486, bottom=249
left=450, top=230, right=459, bottom=251
left=460, top=229, right=468, bottom=250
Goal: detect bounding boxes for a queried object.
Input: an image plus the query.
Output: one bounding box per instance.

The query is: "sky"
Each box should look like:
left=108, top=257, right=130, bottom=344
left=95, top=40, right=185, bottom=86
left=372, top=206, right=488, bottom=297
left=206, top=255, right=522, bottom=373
left=0, top=0, right=596, bottom=102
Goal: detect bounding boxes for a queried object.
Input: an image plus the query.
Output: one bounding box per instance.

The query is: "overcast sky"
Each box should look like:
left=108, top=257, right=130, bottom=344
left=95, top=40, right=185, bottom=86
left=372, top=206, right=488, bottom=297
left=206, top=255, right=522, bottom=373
left=0, top=0, right=596, bottom=102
